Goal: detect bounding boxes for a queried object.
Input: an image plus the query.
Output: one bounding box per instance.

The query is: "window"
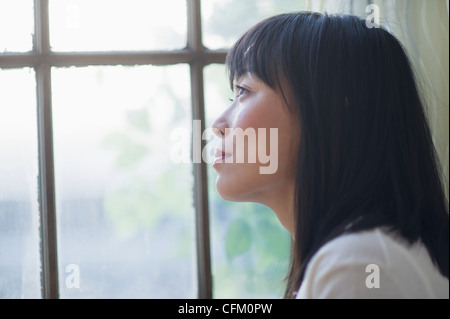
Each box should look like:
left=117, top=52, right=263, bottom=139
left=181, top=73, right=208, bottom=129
left=1, top=0, right=448, bottom=299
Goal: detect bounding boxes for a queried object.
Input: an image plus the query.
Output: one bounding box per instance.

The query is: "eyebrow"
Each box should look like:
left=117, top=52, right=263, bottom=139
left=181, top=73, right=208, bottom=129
left=232, top=77, right=243, bottom=86
left=232, top=73, right=252, bottom=87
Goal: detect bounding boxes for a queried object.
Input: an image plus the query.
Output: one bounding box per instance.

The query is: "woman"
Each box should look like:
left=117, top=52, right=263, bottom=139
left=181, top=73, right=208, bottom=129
left=212, top=12, right=449, bottom=299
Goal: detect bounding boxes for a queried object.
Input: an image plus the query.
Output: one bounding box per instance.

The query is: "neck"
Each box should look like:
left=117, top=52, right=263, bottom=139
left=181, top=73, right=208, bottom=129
left=260, top=180, right=296, bottom=238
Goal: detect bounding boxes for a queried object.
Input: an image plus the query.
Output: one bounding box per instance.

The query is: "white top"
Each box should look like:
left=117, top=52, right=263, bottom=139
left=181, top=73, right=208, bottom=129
left=296, top=228, right=449, bottom=299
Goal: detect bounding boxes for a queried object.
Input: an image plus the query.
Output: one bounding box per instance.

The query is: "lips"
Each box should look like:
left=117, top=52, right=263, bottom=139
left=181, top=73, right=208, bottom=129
left=214, top=149, right=226, bottom=158
left=213, top=149, right=232, bottom=165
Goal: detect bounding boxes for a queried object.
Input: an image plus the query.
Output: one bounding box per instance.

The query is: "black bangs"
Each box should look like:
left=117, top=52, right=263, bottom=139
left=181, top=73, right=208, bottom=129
left=225, top=12, right=324, bottom=92
left=226, top=13, right=301, bottom=90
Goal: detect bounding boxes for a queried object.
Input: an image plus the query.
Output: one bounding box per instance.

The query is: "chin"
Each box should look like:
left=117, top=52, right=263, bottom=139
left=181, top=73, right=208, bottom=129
left=214, top=161, right=269, bottom=202
left=215, top=177, right=239, bottom=202
left=215, top=174, right=260, bottom=203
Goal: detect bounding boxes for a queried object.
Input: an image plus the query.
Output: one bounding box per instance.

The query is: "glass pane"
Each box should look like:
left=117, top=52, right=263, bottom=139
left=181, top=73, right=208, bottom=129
left=202, top=0, right=355, bottom=49
left=0, top=0, right=34, bottom=52
left=49, top=0, right=187, bottom=52
left=0, top=68, right=41, bottom=298
left=52, top=65, right=196, bottom=298
left=204, top=64, right=291, bottom=298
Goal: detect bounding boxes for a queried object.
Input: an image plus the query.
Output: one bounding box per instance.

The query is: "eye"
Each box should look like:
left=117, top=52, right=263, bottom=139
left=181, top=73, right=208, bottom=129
left=234, top=85, right=249, bottom=99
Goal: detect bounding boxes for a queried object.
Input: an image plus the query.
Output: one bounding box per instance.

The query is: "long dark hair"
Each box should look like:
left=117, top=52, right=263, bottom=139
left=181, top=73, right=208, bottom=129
left=226, top=12, right=449, bottom=298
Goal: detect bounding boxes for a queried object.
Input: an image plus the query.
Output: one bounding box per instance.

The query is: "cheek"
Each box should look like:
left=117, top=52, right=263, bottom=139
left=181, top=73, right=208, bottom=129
left=228, top=110, right=277, bottom=167
left=235, top=99, right=295, bottom=167
left=233, top=98, right=274, bottom=130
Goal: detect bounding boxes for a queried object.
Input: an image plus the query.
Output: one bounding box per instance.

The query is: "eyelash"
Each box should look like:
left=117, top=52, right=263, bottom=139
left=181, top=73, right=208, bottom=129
left=229, top=85, right=248, bottom=102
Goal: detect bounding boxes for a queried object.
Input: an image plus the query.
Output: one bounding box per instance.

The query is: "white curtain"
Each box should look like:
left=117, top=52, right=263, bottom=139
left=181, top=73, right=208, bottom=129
left=376, top=0, right=449, bottom=200
left=382, top=0, right=449, bottom=200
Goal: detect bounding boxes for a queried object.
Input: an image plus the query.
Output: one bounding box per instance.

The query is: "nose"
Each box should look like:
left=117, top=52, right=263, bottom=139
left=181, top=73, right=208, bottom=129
left=212, top=103, right=234, bottom=138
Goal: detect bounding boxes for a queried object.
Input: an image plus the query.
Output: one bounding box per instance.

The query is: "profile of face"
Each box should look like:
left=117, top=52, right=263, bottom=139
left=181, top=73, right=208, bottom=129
left=212, top=72, right=300, bottom=213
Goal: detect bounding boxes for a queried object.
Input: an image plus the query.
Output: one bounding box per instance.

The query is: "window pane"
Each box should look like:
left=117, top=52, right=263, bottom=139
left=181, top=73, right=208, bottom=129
left=52, top=65, right=196, bottom=298
left=0, top=0, right=34, bottom=52
left=202, top=0, right=354, bottom=49
left=49, top=0, right=187, bottom=52
left=204, top=64, right=291, bottom=298
left=0, top=68, right=41, bottom=298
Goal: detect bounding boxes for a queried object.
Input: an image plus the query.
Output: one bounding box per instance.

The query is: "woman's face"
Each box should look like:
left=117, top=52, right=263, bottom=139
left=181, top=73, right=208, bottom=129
left=212, top=72, right=299, bottom=207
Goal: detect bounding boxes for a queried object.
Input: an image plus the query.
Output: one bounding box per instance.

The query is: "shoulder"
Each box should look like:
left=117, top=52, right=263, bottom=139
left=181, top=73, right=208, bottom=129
left=296, top=228, right=449, bottom=299
left=308, top=229, right=392, bottom=267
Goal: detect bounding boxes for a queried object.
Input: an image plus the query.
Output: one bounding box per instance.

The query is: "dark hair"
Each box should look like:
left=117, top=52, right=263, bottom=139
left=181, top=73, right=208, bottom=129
left=226, top=12, right=449, bottom=298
